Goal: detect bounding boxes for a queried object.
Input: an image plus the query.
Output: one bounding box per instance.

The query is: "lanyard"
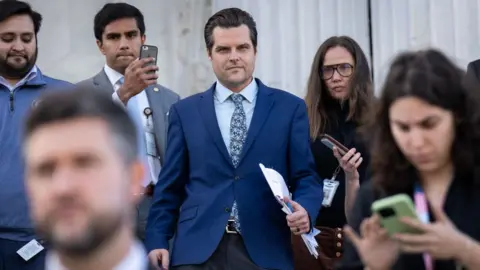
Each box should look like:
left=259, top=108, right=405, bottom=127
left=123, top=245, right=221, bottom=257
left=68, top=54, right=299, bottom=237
left=331, top=165, right=341, bottom=181
left=413, top=183, right=434, bottom=270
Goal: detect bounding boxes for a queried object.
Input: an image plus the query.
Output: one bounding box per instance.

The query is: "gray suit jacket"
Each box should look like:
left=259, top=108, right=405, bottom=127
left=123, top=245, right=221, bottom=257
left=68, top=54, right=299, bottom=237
left=77, top=70, right=180, bottom=241
left=77, top=69, right=180, bottom=164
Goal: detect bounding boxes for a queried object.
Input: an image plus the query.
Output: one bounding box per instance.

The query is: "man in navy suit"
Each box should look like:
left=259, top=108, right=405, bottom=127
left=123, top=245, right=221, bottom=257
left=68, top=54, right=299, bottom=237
left=146, top=7, right=323, bottom=270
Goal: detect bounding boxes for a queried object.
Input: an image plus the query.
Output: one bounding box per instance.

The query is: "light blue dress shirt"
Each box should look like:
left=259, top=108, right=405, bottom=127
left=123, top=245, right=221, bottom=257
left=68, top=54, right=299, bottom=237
left=213, top=79, right=258, bottom=150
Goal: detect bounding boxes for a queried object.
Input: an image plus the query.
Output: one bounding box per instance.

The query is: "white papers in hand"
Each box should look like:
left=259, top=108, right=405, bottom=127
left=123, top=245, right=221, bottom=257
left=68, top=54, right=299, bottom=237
left=259, top=163, right=290, bottom=199
left=259, top=163, right=321, bottom=258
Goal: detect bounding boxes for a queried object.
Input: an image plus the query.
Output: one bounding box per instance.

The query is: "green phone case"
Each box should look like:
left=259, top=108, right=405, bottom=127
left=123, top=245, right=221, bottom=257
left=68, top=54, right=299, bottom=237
left=371, top=194, right=420, bottom=235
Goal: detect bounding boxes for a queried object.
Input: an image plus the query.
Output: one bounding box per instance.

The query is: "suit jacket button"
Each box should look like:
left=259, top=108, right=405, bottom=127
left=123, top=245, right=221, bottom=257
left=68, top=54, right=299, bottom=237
left=225, top=207, right=231, bottom=213
left=234, top=176, right=240, bottom=180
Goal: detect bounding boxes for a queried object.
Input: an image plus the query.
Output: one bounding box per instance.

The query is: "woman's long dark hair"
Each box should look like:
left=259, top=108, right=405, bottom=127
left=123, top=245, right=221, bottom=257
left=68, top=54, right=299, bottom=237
left=305, top=36, right=374, bottom=139
left=367, top=49, right=480, bottom=194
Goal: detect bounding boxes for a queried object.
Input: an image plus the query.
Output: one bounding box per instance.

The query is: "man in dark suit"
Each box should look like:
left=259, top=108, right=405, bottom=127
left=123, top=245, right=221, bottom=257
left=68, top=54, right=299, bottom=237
left=146, top=8, right=323, bottom=270
left=77, top=3, right=180, bottom=243
left=23, top=87, right=159, bottom=270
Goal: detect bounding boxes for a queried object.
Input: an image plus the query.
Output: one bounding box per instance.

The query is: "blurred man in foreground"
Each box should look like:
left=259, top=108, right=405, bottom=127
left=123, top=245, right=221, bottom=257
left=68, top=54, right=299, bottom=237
left=23, top=87, right=155, bottom=270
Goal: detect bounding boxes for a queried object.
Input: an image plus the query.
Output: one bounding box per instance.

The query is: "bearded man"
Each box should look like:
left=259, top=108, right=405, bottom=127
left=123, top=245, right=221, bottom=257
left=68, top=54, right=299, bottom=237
left=0, top=1, right=71, bottom=269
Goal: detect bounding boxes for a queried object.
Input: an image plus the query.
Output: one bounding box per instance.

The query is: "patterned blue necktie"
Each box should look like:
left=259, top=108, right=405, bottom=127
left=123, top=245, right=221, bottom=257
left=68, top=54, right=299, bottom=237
left=229, top=93, right=247, bottom=233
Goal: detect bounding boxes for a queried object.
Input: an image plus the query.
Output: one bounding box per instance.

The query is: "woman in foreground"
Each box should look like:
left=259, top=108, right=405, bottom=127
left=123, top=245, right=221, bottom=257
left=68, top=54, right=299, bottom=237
left=337, top=49, right=480, bottom=270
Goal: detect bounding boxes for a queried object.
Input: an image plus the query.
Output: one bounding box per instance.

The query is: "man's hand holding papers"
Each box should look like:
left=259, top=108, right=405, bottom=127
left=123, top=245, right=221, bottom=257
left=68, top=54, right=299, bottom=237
left=284, top=197, right=310, bottom=235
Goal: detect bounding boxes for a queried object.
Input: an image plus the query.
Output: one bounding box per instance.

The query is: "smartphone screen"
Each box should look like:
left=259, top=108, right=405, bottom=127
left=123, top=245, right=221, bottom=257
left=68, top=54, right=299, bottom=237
left=320, top=136, right=348, bottom=155
left=320, top=138, right=337, bottom=150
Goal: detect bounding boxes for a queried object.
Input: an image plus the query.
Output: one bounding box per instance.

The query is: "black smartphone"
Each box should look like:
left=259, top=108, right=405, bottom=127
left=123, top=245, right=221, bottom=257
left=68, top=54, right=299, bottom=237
left=139, top=45, right=158, bottom=74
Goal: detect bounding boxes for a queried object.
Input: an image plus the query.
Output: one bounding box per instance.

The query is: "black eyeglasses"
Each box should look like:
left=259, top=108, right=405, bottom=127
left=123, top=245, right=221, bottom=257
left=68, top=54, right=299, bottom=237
left=320, top=63, right=354, bottom=80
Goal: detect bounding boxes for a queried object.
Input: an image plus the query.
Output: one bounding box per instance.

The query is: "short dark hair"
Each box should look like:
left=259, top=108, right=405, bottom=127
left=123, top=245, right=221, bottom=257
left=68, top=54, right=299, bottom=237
left=368, top=49, right=480, bottom=194
left=0, top=0, right=42, bottom=34
left=24, top=87, right=138, bottom=164
left=94, top=2, right=145, bottom=41
left=204, top=8, right=257, bottom=52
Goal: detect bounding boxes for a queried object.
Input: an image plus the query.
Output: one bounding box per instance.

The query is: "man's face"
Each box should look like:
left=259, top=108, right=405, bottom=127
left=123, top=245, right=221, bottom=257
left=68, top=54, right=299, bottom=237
left=208, top=25, right=256, bottom=91
left=24, top=117, right=143, bottom=255
left=97, top=18, right=145, bottom=74
left=0, top=14, right=37, bottom=79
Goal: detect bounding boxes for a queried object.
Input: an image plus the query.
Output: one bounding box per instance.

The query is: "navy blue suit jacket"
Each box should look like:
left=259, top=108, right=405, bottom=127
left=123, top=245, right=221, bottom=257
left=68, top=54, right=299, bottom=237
left=145, top=79, right=323, bottom=270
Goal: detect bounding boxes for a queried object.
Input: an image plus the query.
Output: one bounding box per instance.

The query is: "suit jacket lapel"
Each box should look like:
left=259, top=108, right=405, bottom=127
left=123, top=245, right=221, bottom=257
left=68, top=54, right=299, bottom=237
left=145, top=85, right=168, bottom=163
left=92, top=68, right=169, bottom=162
left=198, top=84, right=234, bottom=167
left=92, top=69, right=115, bottom=94
left=239, top=79, right=274, bottom=164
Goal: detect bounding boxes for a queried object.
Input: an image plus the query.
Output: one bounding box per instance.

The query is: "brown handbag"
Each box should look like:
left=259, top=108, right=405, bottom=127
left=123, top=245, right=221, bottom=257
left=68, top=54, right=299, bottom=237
left=292, top=226, right=344, bottom=270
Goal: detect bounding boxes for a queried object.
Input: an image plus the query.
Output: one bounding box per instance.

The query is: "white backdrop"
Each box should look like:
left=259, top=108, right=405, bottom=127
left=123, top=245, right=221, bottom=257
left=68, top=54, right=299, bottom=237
left=370, top=0, right=480, bottom=91
left=25, top=0, right=480, bottom=97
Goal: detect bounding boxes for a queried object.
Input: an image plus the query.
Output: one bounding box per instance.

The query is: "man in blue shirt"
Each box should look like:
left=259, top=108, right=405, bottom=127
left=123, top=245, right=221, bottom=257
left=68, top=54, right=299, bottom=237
left=146, top=8, right=323, bottom=270
left=0, top=1, right=71, bottom=269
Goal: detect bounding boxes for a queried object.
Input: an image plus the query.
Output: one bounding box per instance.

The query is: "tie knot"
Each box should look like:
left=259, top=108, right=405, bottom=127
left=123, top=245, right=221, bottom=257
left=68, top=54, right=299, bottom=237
left=231, top=93, right=244, bottom=104
left=117, top=77, right=124, bottom=85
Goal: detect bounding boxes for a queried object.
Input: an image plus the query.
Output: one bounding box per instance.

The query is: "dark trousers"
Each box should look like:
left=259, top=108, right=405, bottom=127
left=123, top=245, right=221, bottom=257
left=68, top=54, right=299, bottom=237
left=172, top=233, right=263, bottom=270
left=0, top=238, right=46, bottom=270
left=135, top=194, right=153, bottom=241
left=135, top=195, right=175, bottom=253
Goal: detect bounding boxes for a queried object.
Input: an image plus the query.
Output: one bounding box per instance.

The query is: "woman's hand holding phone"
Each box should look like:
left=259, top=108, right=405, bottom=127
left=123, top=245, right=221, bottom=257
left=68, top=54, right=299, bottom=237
left=393, top=204, right=474, bottom=262
left=344, top=215, right=399, bottom=270
left=345, top=206, right=478, bottom=269
left=333, top=147, right=363, bottom=181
